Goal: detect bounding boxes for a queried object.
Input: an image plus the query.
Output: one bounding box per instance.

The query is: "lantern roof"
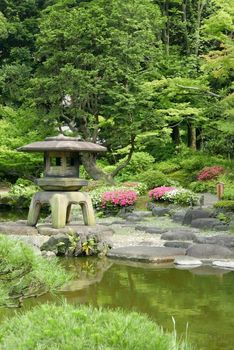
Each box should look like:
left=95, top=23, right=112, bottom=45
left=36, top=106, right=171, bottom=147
left=17, top=134, right=107, bottom=153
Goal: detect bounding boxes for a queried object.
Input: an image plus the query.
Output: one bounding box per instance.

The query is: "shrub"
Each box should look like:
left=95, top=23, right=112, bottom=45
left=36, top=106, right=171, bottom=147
left=102, top=189, right=138, bottom=214
left=155, top=160, right=181, bottom=174
left=189, top=181, right=216, bottom=193
left=135, top=170, right=177, bottom=189
left=0, top=235, right=71, bottom=307
left=8, top=178, right=39, bottom=208
left=162, top=188, right=198, bottom=206
left=149, top=186, right=176, bottom=201
left=0, top=303, right=192, bottom=350
left=214, top=200, right=234, bottom=212
left=197, top=166, right=224, bottom=181
left=116, top=152, right=155, bottom=181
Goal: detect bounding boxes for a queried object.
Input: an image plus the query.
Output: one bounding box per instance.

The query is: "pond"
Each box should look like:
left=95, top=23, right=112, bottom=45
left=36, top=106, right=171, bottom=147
left=1, top=257, right=234, bottom=350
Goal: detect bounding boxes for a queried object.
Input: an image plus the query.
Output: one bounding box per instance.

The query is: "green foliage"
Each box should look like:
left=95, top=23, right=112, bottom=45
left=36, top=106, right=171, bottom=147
left=214, top=200, right=234, bottom=212
left=0, top=235, right=71, bottom=307
left=189, top=181, right=216, bottom=193
left=116, top=152, right=155, bottom=181
left=155, top=160, right=181, bottom=174
left=135, top=169, right=177, bottom=190
left=8, top=178, right=38, bottom=208
left=0, top=303, right=192, bottom=350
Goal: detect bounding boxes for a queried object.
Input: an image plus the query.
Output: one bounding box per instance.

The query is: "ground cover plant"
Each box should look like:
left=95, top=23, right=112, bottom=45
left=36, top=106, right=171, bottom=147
left=0, top=235, right=71, bottom=307
left=0, top=303, right=192, bottom=350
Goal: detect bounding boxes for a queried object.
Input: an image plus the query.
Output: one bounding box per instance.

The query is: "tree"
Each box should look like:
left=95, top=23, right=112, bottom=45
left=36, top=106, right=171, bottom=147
left=27, top=0, right=164, bottom=181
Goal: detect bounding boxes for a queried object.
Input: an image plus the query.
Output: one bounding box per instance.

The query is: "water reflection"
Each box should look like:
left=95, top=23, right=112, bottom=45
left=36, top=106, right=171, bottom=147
left=1, top=257, right=234, bottom=350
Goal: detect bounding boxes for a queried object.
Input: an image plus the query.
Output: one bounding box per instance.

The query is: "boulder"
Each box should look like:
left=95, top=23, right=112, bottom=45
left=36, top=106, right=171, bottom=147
left=183, top=209, right=214, bottom=226
left=194, top=235, right=234, bottom=248
left=40, top=233, right=71, bottom=254
left=133, top=211, right=152, bottom=218
left=0, top=220, right=38, bottom=235
left=152, top=207, right=171, bottom=217
left=171, top=210, right=187, bottom=224
left=161, top=229, right=197, bottom=241
left=164, top=241, right=192, bottom=249
left=107, top=246, right=186, bottom=263
left=186, top=244, right=234, bottom=259
left=190, top=218, right=223, bottom=230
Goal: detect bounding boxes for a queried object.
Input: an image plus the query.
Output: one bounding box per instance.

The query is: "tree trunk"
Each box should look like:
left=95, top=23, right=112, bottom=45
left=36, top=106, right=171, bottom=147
left=182, top=0, right=190, bottom=55
left=187, top=122, right=197, bottom=150
left=81, top=153, right=115, bottom=185
left=196, top=127, right=202, bottom=150
left=195, top=0, right=206, bottom=57
left=171, top=125, right=181, bottom=145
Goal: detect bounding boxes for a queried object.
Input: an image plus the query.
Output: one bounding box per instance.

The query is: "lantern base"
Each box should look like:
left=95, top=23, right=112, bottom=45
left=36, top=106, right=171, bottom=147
left=36, top=177, right=88, bottom=191
left=27, top=191, right=95, bottom=229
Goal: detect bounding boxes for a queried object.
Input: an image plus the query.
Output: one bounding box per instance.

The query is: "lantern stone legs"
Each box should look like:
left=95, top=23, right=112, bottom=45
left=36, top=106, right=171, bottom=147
left=27, top=191, right=96, bottom=229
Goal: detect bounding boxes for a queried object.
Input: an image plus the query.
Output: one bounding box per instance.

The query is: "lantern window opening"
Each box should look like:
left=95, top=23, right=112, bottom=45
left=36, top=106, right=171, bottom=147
left=66, top=157, right=75, bottom=167
left=50, top=157, right=62, bottom=167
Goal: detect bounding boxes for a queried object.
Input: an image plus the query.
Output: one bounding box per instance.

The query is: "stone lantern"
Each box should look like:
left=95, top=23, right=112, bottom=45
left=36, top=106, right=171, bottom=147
left=18, top=135, right=106, bottom=229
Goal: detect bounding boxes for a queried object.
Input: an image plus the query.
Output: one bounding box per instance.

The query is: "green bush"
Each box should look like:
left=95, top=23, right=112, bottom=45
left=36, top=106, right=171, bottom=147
left=8, top=178, right=39, bottom=208
left=0, top=303, right=192, bottom=350
left=134, top=170, right=177, bottom=190
left=155, top=160, right=181, bottom=174
left=189, top=181, right=216, bottom=193
left=161, top=188, right=198, bottom=206
left=0, top=235, right=71, bottom=307
left=116, top=152, right=155, bottom=181
left=214, top=200, right=234, bottom=212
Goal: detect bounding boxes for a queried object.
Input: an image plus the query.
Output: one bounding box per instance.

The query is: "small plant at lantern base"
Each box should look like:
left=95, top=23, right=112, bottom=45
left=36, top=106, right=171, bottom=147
left=101, top=190, right=138, bottom=215
left=197, top=166, right=224, bottom=181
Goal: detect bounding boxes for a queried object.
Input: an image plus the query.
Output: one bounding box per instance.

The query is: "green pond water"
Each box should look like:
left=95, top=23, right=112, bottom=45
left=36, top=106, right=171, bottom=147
left=1, top=257, right=234, bottom=350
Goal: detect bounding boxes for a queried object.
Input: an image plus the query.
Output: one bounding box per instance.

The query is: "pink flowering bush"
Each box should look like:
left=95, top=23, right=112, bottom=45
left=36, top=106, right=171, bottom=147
left=197, top=166, right=224, bottom=181
left=149, top=186, right=176, bottom=201
left=101, top=190, right=138, bottom=214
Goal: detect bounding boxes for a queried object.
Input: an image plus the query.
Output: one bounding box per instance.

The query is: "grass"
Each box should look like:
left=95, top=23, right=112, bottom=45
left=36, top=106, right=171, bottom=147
left=0, top=303, right=192, bottom=350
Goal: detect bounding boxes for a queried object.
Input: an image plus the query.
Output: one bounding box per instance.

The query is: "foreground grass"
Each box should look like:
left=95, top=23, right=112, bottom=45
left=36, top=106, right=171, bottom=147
left=0, top=303, right=192, bottom=350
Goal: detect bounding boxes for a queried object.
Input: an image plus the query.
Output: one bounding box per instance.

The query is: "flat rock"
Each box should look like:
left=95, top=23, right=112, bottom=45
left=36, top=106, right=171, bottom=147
left=212, top=260, right=234, bottom=269
left=183, top=209, right=214, bottom=225
left=9, top=234, right=50, bottom=248
left=135, top=226, right=167, bottom=234
left=174, top=255, right=202, bottom=266
left=161, top=230, right=197, bottom=241
left=0, top=220, right=38, bottom=235
left=37, top=223, right=114, bottom=237
left=190, top=218, right=222, bottom=229
left=186, top=244, right=234, bottom=259
left=107, top=246, right=186, bottom=263
left=133, top=211, right=152, bottom=218
left=194, top=235, right=234, bottom=248
left=152, top=207, right=171, bottom=217
left=164, top=241, right=192, bottom=249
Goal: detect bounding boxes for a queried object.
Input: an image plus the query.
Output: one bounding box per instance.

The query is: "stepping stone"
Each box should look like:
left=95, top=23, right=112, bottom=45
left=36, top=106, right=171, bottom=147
left=191, top=218, right=223, bottom=229
left=164, top=241, right=192, bottom=249
left=161, top=230, right=197, bottom=241
left=212, top=260, right=234, bottom=269
left=152, top=207, right=171, bottom=217
left=194, top=235, right=234, bottom=248
left=107, top=246, right=186, bottom=263
left=174, top=255, right=202, bottom=266
left=133, top=211, right=152, bottom=218
left=183, top=209, right=214, bottom=225
left=0, top=220, right=38, bottom=236
left=135, top=226, right=167, bottom=234
left=186, top=244, right=234, bottom=259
